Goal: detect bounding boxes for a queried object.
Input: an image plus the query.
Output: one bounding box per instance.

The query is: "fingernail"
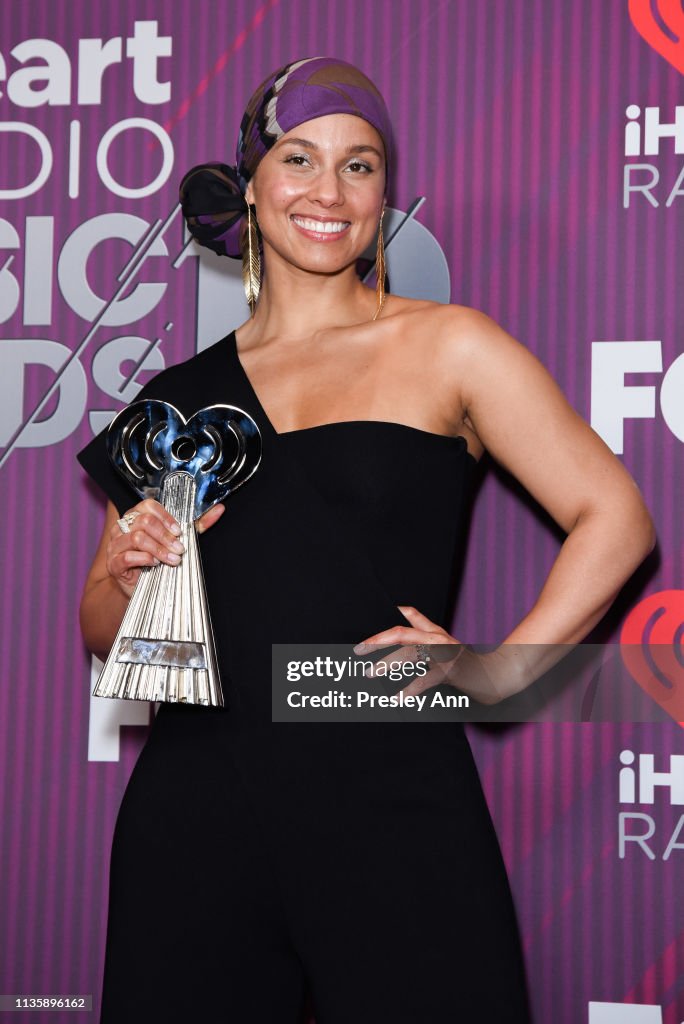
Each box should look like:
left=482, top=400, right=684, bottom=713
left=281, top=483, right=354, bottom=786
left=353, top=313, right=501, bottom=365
left=354, top=642, right=367, bottom=654
left=171, top=541, right=185, bottom=553
left=167, top=553, right=181, bottom=564
left=169, top=522, right=181, bottom=535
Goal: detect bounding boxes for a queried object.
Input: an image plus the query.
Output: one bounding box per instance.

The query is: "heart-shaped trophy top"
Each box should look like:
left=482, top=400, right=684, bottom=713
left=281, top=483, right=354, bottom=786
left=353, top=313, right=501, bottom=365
left=106, top=400, right=262, bottom=519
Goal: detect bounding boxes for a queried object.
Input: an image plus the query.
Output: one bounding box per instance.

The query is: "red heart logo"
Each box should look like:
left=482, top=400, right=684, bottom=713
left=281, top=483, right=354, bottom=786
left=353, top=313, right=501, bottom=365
left=629, top=0, right=684, bottom=76
left=620, top=589, right=684, bottom=727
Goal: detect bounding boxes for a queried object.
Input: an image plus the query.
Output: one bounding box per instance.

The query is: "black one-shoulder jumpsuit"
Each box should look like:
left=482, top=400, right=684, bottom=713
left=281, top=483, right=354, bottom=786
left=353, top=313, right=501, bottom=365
left=77, top=330, right=532, bottom=1023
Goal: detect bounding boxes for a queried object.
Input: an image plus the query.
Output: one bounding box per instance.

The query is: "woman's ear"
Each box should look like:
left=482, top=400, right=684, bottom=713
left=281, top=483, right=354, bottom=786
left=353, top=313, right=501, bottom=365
left=245, top=180, right=255, bottom=206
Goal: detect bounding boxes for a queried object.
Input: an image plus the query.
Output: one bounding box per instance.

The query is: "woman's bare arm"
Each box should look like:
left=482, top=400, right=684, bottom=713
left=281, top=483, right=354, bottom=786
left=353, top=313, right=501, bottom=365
left=80, top=502, right=134, bottom=661
left=445, top=307, right=655, bottom=694
left=357, top=306, right=656, bottom=705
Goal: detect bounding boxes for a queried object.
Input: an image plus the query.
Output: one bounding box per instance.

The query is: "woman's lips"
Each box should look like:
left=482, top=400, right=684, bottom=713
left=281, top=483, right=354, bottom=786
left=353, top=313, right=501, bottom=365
left=290, top=215, right=351, bottom=240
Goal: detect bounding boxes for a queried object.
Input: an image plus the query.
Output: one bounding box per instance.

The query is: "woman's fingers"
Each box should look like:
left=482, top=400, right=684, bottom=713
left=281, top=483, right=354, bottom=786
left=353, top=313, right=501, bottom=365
left=354, top=624, right=417, bottom=654
left=352, top=604, right=505, bottom=706
left=362, top=642, right=446, bottom=697
left=363, top=635, right=463, bottom=690
left=105, top=498, right=225, bottom=600
left=396, top=604, right=440, bottom=631
left=196, top=503, right=225, bottom=534
left=352, top=606, right=466, bottom=699
left=130, top=497, right=182, bottom=536
left=354, top=609, right=447, bottom=654
left=105, top=499, right=186, bottom=598
left=361, top=631, right=438, bottom=674
left=110, top=512, right=185, bottom=566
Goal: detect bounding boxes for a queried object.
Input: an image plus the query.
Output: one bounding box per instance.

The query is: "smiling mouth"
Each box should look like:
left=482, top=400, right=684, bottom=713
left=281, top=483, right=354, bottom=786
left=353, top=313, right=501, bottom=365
left=291, top=215, right=351, bottom=236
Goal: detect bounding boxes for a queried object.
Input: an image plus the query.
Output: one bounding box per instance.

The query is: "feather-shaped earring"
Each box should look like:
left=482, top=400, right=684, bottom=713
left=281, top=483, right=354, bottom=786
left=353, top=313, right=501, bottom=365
left=373, top=207, right=386, bottom=321
left=242, top=204, right=261, bottom=317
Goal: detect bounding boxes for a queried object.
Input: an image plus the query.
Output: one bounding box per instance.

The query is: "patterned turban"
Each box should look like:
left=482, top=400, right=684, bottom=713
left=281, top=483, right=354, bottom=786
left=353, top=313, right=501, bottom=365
left=179, top=56, right=393, bottom=259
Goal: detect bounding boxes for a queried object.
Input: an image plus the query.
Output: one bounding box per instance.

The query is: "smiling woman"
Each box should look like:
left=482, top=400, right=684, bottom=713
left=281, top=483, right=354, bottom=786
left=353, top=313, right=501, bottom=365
left=76, top=55, right=654, bottom=1024
left=245, top=114, right=386, bottom=280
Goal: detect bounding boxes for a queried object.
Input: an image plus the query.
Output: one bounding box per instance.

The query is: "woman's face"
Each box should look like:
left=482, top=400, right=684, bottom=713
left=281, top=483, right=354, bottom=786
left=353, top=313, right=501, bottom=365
left=245, top=113, right=386, bottom=277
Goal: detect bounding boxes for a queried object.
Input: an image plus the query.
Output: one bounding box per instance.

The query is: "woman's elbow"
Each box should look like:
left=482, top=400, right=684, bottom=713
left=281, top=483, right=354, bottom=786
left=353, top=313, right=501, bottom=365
left=79, top=610, right=100, bottom=661
left=625, top=498, right=657, bottom=565
left=79, top=590, right=110, bottom=662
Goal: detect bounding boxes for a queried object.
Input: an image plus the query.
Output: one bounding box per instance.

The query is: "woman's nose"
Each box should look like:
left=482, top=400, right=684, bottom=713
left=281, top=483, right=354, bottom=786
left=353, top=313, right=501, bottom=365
left=307, top=167, right=344, bottom=206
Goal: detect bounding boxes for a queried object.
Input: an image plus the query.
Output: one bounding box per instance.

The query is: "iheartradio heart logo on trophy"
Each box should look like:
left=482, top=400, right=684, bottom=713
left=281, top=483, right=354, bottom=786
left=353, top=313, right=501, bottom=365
left=92, top=399, right=262, bottom=708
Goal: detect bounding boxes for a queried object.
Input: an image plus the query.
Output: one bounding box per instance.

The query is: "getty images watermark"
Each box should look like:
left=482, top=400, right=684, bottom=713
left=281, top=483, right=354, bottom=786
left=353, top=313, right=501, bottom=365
left=271, top=643, right=684, bottom=724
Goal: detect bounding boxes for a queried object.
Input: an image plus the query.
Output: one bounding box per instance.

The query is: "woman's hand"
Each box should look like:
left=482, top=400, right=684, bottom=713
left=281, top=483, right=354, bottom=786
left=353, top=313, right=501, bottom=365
left=353, top=604, right=510, bottom=706
left=106, top=498, right=225, bottom=600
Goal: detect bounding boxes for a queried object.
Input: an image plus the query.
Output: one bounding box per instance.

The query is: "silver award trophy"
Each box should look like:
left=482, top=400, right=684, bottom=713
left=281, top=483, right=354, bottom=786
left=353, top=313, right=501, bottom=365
left=92, top=399, right=262, bottom=707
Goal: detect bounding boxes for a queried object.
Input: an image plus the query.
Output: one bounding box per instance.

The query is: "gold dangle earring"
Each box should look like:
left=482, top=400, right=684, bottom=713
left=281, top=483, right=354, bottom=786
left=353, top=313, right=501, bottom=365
left=372, top=207, right=387, bottom=321
left=242, top=203, right=261, bottom=317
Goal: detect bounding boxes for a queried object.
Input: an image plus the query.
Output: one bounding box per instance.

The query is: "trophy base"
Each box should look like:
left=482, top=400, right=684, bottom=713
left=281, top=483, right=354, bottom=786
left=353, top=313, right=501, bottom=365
left=92, top=673, right=223, bottom=706
left=92, top=690, right=219, bottom=706
left=93, top=639, right=224, bottom=706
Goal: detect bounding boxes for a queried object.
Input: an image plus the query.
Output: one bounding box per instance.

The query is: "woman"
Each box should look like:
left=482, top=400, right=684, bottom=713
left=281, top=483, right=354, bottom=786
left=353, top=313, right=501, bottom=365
left=78, top=57, right=655, bottom=1023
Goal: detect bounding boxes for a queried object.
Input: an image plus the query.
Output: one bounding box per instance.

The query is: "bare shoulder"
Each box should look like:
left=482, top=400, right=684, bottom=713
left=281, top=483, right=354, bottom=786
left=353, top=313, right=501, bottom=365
left=382, top=296, right=517, bottom=362
left=369, top=299, right=519, bottom=454
left=381, top=297, right=532, bottom=404
left=409, top=301, right=567, bottom=436
left=380, top=297, right=653, bottom=547
left=428, top=302, right=527, bottom=368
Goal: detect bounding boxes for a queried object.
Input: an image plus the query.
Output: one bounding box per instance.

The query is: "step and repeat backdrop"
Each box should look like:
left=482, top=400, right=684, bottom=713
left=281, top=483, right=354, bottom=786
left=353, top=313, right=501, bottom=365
left=1, top=1, right=683, bottom=1021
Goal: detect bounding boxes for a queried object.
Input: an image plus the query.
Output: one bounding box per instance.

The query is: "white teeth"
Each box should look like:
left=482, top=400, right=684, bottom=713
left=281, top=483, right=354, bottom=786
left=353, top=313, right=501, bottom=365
left=292, top=216, right=349, bottom=234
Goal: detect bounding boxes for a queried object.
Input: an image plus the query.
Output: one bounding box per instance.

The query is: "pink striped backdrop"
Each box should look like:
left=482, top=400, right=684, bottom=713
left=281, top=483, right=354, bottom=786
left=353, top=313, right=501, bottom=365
left=1, top=1, right=682, bottom=1020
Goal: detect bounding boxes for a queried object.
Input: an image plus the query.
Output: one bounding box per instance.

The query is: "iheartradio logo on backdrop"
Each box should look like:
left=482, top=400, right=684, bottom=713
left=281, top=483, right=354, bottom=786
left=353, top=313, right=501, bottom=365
left=620, top=590, right=684, bottom=727
left=624, top=2, right=684, bottom=208
left=629, top=0, right=684, bottom=75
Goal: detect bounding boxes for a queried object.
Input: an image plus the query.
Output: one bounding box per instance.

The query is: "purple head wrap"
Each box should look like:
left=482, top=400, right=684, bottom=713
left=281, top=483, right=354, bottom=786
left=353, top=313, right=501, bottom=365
left=179, top=56, right=393, bottom=259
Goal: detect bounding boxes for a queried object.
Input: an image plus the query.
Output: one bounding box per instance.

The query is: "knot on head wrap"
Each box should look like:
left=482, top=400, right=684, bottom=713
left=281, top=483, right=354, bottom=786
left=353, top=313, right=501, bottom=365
left=179, top=56, right=394, bottom=259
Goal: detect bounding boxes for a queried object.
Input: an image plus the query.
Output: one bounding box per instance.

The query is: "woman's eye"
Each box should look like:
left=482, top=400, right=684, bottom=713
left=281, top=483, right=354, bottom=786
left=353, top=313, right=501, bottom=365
left=284, top=154, right=310, bottom=167
left=347, top=160, right=373, bottom=173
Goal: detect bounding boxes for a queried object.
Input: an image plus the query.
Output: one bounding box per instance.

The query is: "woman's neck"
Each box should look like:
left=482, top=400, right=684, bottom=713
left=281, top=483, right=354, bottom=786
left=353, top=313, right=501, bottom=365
left=243, top=255, right=378, bottom=345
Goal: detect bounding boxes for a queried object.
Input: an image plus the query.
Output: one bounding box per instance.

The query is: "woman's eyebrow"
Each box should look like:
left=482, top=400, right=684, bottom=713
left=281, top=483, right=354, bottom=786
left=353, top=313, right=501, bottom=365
left=275, top=138, right=383, bottom=159
left=276, top=137, right=317, bottom=149
left=346, top=144, right=383, bottom=158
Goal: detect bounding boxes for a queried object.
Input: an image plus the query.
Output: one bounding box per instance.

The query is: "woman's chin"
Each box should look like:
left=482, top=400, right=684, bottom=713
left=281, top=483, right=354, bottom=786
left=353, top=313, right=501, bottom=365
left=281, top=247, right=360, bottom=278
